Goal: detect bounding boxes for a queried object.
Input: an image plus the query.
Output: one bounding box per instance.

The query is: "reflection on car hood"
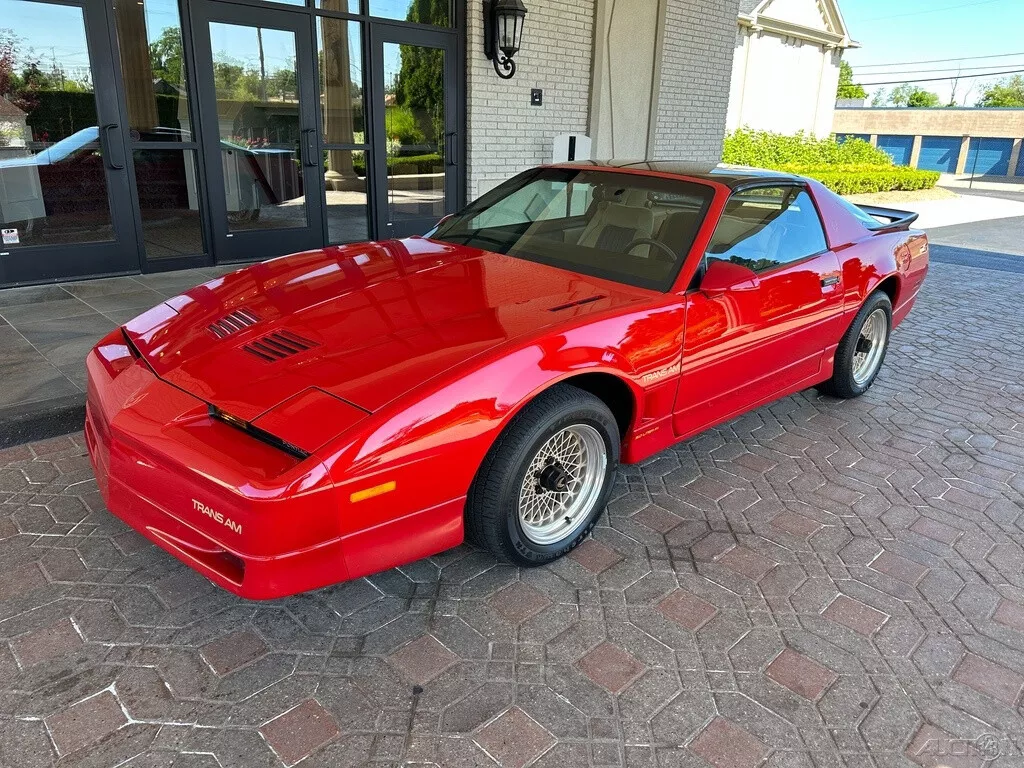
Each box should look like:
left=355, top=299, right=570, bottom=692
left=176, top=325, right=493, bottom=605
left=0, top=126, right=100, bottom=168
left=122, top=237, right=657, bottom=421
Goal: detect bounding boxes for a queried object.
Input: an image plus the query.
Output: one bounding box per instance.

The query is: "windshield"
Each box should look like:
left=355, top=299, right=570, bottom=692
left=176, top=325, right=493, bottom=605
left=432, top=168, right=715, bottom=291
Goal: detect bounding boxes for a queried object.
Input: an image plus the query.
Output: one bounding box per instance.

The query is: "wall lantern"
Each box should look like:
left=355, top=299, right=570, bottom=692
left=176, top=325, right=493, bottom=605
left=483, top=0, right=528, bottom=80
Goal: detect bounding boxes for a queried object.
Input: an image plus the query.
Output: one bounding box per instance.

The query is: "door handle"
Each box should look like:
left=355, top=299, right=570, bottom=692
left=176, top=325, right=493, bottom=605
left=821, top=274, right=840, bottom=287
left=301, top=129, right=318, bottom=168
left=101, top=123, right=125, bottom=170
left=445, top=132, right=456, bottom=167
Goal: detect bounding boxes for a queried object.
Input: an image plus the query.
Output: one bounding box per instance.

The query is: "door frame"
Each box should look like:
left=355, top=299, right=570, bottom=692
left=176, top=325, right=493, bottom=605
left=189, top=1, right=326, bottom=264
left=0, top=0, right=141, bottom=288
left=367, top=21, right=461, bottom=240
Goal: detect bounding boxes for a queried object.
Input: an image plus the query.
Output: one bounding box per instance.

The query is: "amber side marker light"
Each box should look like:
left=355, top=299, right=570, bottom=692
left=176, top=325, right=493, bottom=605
left=350, top=481, right=397, bottom=503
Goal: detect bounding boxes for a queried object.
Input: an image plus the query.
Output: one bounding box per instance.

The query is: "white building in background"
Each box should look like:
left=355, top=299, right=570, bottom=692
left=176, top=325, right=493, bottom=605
left=726, top=0, right=857, bottom=138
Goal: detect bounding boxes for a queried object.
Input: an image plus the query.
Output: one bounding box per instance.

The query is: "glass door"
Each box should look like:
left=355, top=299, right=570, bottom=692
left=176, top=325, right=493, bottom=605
left=369, top=25, right=457, bottom=239
left=0, top=0, right=140, bottom=286
left=190, top=3, right=324, bottom=263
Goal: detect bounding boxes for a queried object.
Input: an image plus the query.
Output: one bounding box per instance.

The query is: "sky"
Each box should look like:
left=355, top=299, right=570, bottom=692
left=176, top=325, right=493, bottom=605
left=841, top=0, right=1024, bottom=105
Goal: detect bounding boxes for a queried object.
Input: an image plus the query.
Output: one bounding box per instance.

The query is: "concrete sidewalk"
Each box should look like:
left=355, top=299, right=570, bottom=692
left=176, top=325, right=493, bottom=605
left=0, top=266, right=236, bottom=447
left=887, top=192, right=1024, bottom=230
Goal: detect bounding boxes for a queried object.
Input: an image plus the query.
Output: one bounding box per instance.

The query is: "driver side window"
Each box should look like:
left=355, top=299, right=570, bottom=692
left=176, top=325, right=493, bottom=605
left=706, top=186, right=828, bottom=273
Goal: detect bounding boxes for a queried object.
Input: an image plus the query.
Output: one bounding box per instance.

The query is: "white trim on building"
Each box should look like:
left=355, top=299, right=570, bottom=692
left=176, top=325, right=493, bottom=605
left=727, top=0, right=857, bottom=137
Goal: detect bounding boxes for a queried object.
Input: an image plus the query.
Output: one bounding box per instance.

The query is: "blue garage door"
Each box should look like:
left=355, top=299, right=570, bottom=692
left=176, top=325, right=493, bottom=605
left=918, top=136, right=962, bottom=173
left=836, top=133, right=870, bottom=144
left=966, top=137, right=1014, bottom=176
left=876, top=135, right=914, bottom=166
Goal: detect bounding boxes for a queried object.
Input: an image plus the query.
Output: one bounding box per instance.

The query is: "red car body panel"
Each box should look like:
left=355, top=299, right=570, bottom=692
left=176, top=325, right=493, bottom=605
left=85, top=165, right=929, bottom=598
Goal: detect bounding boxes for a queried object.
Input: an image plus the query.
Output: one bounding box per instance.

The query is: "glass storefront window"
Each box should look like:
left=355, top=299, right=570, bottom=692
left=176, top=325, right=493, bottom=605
left=114, top=0, right=192, bottom=141
left=383, top=41, right=445, bottom=224
left=132, top=148, right=206, bottom=258
left=317, top=18, right=363, bottom=145
left=209, top=22, right=307, bottom=232
left=323, top=149, right=368, bottom=243
left=369, top=0, right=450, bottom=26
left=0, top=0, right=114, bottom=246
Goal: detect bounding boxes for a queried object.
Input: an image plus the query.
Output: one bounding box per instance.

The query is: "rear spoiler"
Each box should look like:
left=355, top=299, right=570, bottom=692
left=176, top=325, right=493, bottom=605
left=855, top=205, right=920, bottom=233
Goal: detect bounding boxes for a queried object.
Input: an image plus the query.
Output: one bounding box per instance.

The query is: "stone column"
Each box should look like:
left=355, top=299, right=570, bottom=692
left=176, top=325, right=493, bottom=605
left=955, top=135, right=971, bottom=174
left=114, top=1, right=159, bottom=133
left=589, top=0, right=666, bottom=158
left=909, top=135, right=923, bottom=169
left=1007, top=138, right=1022, bottom=178
left=320, top=4, right=362, bottom=192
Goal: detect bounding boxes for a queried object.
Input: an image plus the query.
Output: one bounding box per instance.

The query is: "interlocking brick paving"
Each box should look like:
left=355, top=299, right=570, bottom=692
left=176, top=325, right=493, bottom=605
left=2, top=262, right=1024, bottom=766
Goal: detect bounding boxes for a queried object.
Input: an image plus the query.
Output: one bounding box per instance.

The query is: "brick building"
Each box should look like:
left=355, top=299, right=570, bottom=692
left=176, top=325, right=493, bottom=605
left=0, top=0, right=741, bottom=287
left=834, top=106, right=1024, bottom=177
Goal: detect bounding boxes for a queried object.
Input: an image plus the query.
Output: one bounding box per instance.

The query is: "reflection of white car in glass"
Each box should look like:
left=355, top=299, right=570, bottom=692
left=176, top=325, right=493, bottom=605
left=0, top=127, right=293, bottom=236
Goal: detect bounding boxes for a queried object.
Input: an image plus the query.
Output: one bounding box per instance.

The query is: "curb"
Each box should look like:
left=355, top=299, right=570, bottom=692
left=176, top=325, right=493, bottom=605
left=0, top=394, right=86, bottom=449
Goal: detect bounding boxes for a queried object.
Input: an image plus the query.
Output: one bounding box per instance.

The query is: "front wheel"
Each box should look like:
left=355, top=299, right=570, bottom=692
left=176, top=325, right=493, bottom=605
left=465, top=385, right=620, bottom=566
left=818, top=290, right=892, bottom=399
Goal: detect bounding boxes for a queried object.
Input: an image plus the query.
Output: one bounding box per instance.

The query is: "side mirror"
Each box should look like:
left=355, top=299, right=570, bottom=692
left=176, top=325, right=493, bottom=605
left=700, top=258, right=760, bottom=296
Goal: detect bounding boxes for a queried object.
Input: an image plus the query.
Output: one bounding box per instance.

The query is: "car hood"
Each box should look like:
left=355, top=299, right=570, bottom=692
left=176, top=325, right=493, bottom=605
left=123, top=238, right=655, bottom=422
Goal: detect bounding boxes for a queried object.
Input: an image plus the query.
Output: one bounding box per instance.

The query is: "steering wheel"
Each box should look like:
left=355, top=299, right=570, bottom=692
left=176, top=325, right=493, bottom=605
left=624, top=238, right=677, bottom=263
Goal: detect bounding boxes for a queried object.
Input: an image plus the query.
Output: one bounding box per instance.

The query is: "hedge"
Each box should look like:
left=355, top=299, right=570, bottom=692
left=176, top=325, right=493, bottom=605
left=351, top=153, right=442, bottom=175
left=721, top=129, right=939, bottom=195
left=781, top=164, right=941, bottom=195
left=723, top=129, right=894, bottom=168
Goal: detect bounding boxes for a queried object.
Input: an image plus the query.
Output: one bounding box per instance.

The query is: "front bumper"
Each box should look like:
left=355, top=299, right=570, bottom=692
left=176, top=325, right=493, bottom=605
left=85, top=338, right=349, bottom=599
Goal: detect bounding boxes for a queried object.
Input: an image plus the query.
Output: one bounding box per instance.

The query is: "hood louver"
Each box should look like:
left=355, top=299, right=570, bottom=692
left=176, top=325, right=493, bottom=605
left=208, top=308, right=260, bottom=338
left=548, top=295, right=605, bottom=312
left=243, top=330, right=319, bottom=362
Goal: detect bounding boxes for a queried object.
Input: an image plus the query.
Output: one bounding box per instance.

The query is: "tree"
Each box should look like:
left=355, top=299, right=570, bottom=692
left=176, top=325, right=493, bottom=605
left=836, top=60, right=867, bottom=100
left=977, top=75, right=1024, bottom=107
left=149, top=26, right=184, bottom=86
left=0, top=29, right=43, bottom=113
left=887, top=83, right=941, bottom=108
left=393, top=0, right=447, bottom=144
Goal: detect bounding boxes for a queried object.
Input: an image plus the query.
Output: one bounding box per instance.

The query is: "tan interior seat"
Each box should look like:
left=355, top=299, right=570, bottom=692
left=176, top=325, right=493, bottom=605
left=578, top=196, right=655, bottom=253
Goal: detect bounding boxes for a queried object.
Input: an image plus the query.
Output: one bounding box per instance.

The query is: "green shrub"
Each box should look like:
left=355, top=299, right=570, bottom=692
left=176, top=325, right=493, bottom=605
left=384, top=105, right=425, bottom=145
left=783, top=164, right=940, bottom=195
left=723, top=128, right=895, bottom=168
left=722, top=129, right=938, bottom=194
left=350, top=152, right=441, bottom=175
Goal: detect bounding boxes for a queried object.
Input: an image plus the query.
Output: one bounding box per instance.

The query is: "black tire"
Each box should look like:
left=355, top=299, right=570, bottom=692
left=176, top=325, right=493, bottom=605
left=817, top=290, right=892, bottom=399
left=465, top=384, right=620, bottom=566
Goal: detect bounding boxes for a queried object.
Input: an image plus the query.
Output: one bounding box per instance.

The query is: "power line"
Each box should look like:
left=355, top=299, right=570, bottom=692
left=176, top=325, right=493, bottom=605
left=856, top=50, right=1024, bottom=69
left=859, top=67, right=1024, bottom=86
left=856, top=61, right=1024, bottom=76
left=859, top=0, right=1004, bottom=23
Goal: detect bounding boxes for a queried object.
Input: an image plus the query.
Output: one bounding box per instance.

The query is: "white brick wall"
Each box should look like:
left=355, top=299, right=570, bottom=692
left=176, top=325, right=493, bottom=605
left=465, top=0, right=595, bottom=199
left=464, top=0, right=740, bottom=197
left=653, top=0, right=741, bottom=162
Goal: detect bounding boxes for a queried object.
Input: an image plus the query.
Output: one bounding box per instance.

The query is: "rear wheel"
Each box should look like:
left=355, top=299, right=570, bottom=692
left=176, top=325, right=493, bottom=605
left=465, top=385, right=619, bottom=566
left=818, top=290, right=892, bottom=399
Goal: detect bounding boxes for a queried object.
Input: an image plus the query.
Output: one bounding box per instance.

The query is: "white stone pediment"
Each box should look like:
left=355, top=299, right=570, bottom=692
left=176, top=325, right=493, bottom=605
left=760, top=0, right=831, bottom=31
left=746, top=0, right=852, bottom=46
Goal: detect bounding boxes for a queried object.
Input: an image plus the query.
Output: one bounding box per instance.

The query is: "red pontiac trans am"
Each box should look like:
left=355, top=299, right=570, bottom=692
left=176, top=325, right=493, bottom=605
left=85, top=162, right=929, bottom=599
